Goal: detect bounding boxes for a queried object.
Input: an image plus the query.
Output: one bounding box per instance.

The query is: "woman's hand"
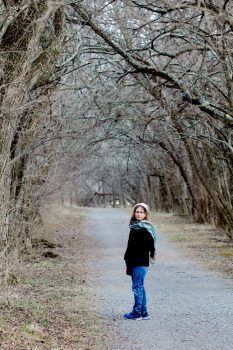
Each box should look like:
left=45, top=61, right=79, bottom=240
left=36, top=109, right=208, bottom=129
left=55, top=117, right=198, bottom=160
left=150, top=254, right=156, bottom=264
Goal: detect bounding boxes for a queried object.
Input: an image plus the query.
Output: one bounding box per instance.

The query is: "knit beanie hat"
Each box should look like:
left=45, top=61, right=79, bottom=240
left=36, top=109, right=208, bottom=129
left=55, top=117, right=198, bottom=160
left=133, top=202, right=149, bottom=213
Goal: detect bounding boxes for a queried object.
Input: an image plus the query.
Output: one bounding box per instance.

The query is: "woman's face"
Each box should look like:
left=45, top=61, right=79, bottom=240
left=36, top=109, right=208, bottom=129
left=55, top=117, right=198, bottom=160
left=134, top=206, right=147, bottom=221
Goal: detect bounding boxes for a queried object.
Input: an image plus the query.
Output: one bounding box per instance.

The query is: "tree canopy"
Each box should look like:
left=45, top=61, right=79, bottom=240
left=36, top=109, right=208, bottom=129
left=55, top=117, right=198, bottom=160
left=0, top=0, right=232, bottom=280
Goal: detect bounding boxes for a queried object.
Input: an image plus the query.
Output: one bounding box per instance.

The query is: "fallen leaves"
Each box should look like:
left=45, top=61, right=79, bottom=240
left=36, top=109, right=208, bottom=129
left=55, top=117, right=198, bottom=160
left=0, top=205, right=103, bottom=350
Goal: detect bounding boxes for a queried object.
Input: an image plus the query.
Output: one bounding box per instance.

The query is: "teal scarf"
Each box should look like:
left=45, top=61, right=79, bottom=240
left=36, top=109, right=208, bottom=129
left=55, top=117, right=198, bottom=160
left=129, top=220, right=157, bottom=248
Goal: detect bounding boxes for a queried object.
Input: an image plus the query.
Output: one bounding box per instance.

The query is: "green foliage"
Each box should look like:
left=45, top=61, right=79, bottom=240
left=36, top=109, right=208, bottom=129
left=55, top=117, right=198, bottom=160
left=29, top=278, right=49, bottom=288
left=220, top=248, right=233, bottom=257
left=168, top=233, right=188, bottom=242
left=13, top=300, right=44, bottom=313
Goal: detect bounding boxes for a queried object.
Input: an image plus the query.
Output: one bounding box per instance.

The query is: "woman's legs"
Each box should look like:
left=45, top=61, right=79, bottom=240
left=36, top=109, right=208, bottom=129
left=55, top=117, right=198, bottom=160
left=141, top=286, right=148, bottom=316
left=131, top=266, right=148, bottom=316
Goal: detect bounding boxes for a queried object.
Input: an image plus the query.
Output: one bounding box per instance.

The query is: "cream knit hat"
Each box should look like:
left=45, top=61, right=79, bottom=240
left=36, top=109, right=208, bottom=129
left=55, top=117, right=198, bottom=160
left=133, top=202, right=149, bottom=213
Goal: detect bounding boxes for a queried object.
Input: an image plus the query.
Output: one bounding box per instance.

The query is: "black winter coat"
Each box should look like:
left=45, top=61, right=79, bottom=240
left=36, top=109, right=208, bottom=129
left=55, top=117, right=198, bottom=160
left=124, top=227, right=155, bottom=267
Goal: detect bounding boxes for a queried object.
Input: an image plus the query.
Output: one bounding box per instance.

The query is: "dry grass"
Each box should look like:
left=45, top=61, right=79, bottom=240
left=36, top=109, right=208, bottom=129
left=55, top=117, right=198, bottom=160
left=0, top=204, right=103, bottom=350
left=150, top=212, right=233, bottom=280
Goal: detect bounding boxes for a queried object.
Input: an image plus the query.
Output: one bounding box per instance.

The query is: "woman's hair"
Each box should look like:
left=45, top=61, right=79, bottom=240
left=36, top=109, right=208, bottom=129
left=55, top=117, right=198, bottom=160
left=130, top=205, right=148, bottom=223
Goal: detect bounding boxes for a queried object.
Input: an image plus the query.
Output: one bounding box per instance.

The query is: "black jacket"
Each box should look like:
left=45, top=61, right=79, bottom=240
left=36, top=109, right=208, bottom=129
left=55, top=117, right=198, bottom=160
left=124, top=227, right=155, bottom=267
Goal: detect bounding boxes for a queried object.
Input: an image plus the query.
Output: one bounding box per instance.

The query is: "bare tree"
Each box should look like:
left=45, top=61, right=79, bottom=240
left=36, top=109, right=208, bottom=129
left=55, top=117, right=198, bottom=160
left=63, top=0, right=233, bottom=237
left=0, top=0, right=64, bottom=281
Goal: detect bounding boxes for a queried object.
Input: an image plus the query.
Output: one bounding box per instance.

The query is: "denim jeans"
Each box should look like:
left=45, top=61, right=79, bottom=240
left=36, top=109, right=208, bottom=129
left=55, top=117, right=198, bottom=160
left=131, top=266, right=148, bottom=316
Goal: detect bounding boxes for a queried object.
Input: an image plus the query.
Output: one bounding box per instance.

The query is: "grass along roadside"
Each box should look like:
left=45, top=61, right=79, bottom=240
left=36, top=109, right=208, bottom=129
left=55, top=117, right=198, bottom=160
left=150, top=212, right=233, bottom=280
left=0, top=204, right=103, bottom=350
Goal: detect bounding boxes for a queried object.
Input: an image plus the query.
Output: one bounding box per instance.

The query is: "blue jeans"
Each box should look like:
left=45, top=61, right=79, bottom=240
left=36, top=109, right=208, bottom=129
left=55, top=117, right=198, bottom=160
left=131, top=266, right=148, bottom=316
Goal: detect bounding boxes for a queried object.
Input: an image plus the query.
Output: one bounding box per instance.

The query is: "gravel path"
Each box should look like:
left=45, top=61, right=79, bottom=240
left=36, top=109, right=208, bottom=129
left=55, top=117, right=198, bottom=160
left=87, top=208, right=233, bottom=350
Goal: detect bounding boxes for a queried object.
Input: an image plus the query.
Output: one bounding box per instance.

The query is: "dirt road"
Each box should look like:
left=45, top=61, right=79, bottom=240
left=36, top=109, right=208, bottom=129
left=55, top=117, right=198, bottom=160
left=87, top=207, right=233, bottom=350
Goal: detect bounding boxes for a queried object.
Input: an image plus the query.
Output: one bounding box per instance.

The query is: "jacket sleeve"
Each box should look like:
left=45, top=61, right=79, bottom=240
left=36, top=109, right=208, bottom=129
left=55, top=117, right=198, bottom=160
left=124, top=247, right=128, bottom=262
left=124, top=231, right=132, bottom=263
left=149, top=234, right=155, bottom=258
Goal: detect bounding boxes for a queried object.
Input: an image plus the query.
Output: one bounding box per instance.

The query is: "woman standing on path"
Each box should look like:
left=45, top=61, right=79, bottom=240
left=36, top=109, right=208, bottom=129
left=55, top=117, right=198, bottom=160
left=124, top=203, right=156, bottom=321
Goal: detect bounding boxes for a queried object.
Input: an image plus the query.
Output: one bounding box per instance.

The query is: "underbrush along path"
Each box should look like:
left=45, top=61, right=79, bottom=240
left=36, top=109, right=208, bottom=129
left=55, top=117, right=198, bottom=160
left=87, top=207, right=233, bottom=350
left=0, top=205, right=102, bottom=350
